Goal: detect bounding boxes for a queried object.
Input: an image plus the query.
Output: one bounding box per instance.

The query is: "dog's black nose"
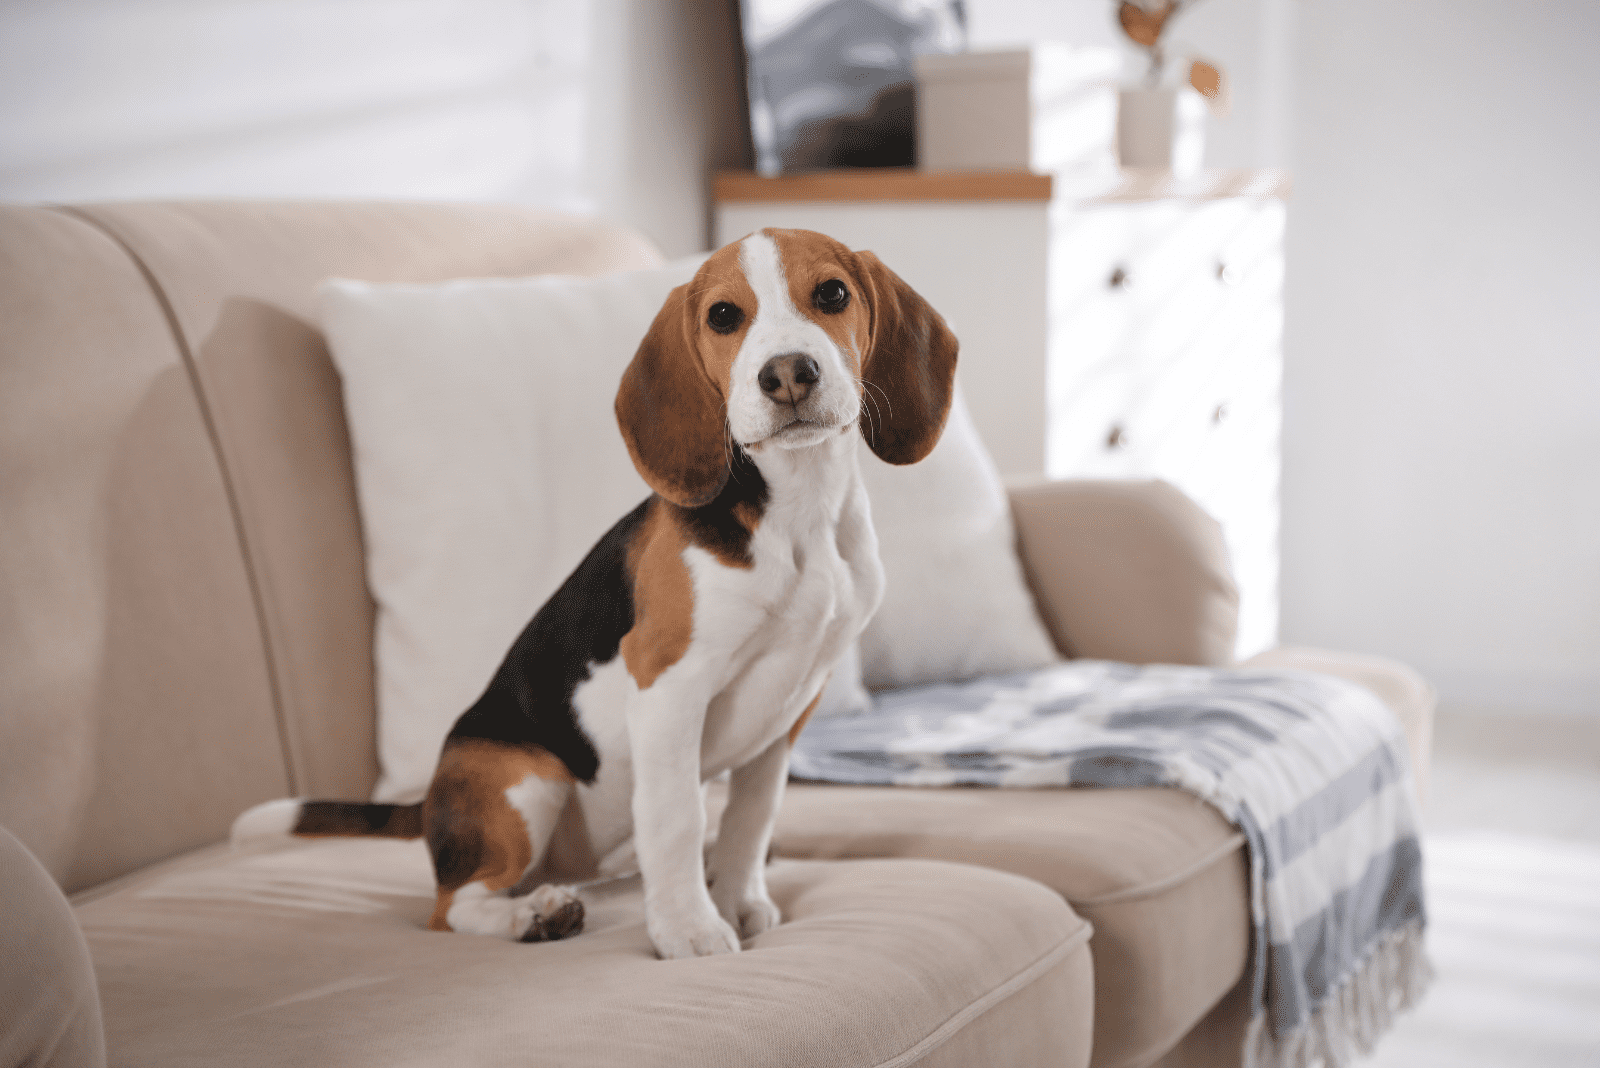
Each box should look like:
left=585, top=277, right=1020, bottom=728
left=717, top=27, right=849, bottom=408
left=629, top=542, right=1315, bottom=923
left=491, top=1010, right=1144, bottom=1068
left=758, top=354, right=820, bottom=405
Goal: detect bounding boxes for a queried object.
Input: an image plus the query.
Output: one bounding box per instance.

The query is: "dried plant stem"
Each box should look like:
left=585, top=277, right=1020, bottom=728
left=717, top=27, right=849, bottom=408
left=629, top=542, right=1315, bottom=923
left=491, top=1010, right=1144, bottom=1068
left=1146, top=42, right=1165, bottom=87
left=1117, top=0, right=1204, bottom=87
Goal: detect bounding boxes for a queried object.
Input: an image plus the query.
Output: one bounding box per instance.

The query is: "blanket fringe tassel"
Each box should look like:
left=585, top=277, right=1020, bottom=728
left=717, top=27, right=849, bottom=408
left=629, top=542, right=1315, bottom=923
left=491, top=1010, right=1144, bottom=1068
left=1244, top=920, right=1433, bottom=1068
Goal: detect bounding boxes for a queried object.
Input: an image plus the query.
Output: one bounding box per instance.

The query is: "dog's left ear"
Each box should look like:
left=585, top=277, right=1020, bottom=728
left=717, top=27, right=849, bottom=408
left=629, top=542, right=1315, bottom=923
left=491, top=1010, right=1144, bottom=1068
left=852, top=250, right=959, bottom=465
left=615, top=284, right=729, bottom=508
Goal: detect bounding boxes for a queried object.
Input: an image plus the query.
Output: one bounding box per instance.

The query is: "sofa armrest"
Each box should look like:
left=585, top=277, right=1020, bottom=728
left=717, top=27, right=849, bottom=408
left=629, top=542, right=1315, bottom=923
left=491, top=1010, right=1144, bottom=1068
left=1244, top=646, right=1436, bottom=805
left=1007, top=478, right=1239, bottom=667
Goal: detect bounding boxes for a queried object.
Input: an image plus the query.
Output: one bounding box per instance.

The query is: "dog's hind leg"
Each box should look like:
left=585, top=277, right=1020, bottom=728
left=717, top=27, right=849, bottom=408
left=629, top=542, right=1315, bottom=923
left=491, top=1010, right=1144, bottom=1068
left=423, top=739, right=585, bottom=941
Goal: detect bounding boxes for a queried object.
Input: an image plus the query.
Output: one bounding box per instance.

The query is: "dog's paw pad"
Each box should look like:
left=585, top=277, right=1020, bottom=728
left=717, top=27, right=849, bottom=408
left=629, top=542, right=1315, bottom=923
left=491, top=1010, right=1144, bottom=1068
left=527, top=898, right=585, bottom=942
left=519, top=889, right=585, bottom=943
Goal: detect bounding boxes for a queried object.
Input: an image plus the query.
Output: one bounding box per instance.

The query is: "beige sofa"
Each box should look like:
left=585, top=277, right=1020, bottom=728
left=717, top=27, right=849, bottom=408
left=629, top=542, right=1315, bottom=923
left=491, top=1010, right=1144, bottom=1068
left=0, top=201, right=1434, bottom=1068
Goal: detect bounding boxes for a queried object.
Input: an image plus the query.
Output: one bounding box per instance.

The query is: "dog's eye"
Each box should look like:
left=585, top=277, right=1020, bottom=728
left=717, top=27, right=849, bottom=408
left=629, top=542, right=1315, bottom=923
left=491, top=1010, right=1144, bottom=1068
left=813, top=279, right=850, bottom=314
left=707, top=302, right=744, bottom=334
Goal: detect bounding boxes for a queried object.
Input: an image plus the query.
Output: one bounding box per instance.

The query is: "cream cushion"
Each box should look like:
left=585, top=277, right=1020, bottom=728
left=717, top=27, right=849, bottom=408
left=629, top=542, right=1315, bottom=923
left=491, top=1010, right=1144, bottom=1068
left=764, top=784, right=1248, bottom=1068
left=76, top=842, right=1094, bottom=1068
left=319, top=261, right=702, bottom=802
left=858, top=390, right=1061, bottom=690
left=1007, top=478, right=1239, bottom=669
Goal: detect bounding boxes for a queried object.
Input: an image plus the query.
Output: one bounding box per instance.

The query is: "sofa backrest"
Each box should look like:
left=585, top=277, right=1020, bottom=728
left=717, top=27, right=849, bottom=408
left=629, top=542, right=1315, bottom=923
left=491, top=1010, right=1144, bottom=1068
left=0, top=202, right=662, bottom=892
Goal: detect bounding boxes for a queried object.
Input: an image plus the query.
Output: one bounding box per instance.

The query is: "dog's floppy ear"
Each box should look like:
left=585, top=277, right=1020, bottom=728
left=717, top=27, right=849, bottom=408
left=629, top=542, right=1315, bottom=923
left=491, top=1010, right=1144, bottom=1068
left=853, top=250, right=959, bottom=465
left=616, top=283, right=729, bottom=508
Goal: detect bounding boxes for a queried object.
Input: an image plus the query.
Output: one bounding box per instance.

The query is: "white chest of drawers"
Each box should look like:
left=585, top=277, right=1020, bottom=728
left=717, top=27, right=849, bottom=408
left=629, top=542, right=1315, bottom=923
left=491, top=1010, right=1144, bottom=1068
left=1047, top=172, right=1288, bottom=659
left=714, top=169, right=1287, bottom=660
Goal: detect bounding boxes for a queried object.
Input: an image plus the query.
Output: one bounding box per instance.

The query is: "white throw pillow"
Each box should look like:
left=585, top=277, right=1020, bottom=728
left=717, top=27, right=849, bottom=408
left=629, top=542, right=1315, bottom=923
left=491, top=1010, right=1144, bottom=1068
left=857, top=388, right=1062, bottom=690
left=321, top=259, right=703, bottom=802
left=812, top=642, right=872, bottom=719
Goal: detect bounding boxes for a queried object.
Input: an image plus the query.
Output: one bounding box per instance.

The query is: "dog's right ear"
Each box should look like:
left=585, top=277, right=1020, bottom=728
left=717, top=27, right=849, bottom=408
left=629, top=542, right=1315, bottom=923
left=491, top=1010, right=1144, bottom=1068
left=853, top=250, right=959, bottom=466
left=615, top=284, right=730, bottom=509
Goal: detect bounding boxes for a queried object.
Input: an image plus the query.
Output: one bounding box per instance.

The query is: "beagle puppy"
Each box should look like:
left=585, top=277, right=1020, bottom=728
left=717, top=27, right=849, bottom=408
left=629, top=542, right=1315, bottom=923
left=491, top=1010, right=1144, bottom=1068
left=233, top=228, right=957, bottom=959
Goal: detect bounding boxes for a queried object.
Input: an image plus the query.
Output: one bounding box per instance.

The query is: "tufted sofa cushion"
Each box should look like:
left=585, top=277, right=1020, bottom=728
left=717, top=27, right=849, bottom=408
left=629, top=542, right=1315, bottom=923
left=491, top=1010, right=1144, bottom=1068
left=76, top=842, right=1094, bottom=1068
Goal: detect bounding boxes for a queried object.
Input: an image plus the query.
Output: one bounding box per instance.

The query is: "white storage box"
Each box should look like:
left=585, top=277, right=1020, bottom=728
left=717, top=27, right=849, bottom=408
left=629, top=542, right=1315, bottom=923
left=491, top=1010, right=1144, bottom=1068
left=1116, top=87, right=1208, bottom=177
left=915, top=45, right=1120, bottom=175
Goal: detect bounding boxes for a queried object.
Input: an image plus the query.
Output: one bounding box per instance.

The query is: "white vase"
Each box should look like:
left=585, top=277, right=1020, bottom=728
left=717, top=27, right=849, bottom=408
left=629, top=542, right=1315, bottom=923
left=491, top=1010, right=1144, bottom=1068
left=1116, top=87, right=1206, bottom=177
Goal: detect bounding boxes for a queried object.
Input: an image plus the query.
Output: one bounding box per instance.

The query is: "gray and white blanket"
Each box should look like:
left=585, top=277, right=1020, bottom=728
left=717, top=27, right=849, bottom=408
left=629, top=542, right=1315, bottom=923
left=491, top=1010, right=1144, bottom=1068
left=790, top=661, right=1432, bottom=1068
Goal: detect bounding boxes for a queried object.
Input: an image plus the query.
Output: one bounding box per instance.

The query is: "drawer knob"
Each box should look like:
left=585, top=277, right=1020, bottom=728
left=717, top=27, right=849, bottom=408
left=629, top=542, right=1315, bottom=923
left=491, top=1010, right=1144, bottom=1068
left=1216, top=261, right=1241, bottom=285
left=1106, top=424, right=1127, bottom=449
left=1212, top=403, right=1228, bottom=424
left=1109, top=266, right=1132, bottom=290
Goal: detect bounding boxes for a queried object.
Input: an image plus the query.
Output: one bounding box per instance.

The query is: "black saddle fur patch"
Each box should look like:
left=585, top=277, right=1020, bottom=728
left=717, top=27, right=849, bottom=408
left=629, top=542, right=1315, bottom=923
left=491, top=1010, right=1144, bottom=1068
left=444, top=498, right=650, bottom=784
left=443, top=445, right=771, bottom=783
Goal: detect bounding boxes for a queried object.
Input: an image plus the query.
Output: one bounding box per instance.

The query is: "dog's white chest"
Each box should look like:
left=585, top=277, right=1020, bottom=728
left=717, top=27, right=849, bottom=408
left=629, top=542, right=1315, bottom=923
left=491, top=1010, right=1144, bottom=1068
left=567, top=436, right=886, bottom=870
left=690, top=499, right=877, bottom=773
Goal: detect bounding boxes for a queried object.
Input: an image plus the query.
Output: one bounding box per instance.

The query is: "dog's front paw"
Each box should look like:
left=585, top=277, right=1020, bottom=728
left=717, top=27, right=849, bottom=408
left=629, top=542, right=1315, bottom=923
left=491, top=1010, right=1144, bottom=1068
left=711, top=885, right=781, bottom=939
left=649, top=908, right=741, bottom=960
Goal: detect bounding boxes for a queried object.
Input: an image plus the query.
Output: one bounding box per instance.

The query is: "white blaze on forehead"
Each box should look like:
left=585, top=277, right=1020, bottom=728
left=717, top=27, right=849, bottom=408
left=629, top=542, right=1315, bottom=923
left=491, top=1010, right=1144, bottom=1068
left=734, top=230, right=842, bottom=364
left=738, top=231, right=801, bottom=324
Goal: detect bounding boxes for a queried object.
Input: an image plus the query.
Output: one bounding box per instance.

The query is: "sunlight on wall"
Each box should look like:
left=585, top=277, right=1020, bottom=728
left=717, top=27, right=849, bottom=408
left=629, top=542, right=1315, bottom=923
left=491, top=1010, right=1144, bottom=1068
left=0, top=0, right=590, bottom=208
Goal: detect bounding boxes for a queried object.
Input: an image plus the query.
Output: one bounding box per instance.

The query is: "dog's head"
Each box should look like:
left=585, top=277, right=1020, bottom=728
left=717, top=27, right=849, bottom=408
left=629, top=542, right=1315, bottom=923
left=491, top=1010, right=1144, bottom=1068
left=616, top=229, right=958, bottom=508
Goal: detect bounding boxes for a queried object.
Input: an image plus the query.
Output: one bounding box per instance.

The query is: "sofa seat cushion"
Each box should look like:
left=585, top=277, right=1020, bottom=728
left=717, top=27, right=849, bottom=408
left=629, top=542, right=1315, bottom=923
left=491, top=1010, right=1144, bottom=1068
left=74, top=840, right=1094, bottom=1068
left=768, top=784, right=1250, bottom=1068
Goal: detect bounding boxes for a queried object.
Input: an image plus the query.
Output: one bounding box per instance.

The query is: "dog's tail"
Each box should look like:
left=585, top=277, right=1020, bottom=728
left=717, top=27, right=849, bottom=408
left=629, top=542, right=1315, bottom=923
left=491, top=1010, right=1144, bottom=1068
left=231, top=798, right=424, bottom=846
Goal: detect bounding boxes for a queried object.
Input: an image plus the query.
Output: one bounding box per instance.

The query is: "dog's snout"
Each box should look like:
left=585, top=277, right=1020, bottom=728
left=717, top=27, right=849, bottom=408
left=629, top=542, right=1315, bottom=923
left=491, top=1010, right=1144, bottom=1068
left=758, top=354, right=820, bottom=405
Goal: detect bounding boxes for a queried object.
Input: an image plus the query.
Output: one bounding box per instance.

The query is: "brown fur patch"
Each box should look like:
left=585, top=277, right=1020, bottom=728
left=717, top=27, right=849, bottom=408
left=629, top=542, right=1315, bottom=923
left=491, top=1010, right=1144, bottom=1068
left=428, top=889, right=455, bottom=932
left=849, top=248, right=959, bottom=465
left=423, top=739, right=573, bottom=931
left=620, top=499, right=697, bottom=689
left=616, top=240, right=765, bottom=508
left=731, top=499, right=763, bottom=537
left=683, top=240, right=757, bottom=398
left=615, top=287, right=728, bottom=508
left=788, top=684, right=827, bottom=747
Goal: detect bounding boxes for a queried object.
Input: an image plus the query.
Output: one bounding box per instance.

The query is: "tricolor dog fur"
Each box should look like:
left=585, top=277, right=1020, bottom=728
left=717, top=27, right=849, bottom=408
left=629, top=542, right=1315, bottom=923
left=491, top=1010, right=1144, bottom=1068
left=232, top=229, right=957, bottom=959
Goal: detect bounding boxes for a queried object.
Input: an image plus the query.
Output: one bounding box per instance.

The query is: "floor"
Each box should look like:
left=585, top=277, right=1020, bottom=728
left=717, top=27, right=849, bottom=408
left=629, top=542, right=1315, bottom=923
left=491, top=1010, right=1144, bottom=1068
left=1361, top=709, right=1600, bottom=1068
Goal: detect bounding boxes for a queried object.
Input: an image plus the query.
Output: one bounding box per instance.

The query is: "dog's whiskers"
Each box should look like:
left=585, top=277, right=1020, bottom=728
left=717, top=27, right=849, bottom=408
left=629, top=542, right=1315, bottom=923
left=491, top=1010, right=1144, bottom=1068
left=858, top=398, right=879, bottom=447
left=857, top=377, right=893, bottom=420
left=855, top=376, right=889, bottom=447
left=719, top=399, right=738, bottom=483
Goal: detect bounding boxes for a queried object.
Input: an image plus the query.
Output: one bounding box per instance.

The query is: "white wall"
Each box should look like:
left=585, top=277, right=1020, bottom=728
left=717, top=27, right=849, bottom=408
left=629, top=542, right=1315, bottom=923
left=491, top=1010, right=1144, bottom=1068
left=583, top=0, right=750, bottom=257
left=0, top=0, right=744, bottom=257
left=0, top=0, right=591, bottom=208
left=1282, top=0, right=1600, bottom=717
